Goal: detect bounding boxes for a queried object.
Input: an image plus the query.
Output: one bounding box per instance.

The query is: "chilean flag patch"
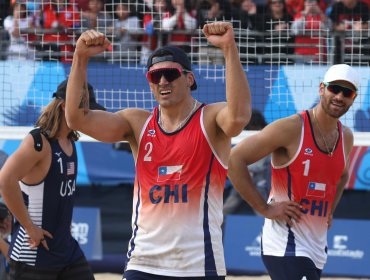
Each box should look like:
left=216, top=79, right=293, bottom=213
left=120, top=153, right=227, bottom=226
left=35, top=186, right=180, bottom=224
left=157, top=165, right=183, bottom=182
left=306, top=182, right=326, bottom=198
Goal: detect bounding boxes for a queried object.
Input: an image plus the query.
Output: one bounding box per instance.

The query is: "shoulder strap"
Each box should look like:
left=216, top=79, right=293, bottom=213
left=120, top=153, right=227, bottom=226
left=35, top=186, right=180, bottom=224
left=29, top=128, right=43, bottom=152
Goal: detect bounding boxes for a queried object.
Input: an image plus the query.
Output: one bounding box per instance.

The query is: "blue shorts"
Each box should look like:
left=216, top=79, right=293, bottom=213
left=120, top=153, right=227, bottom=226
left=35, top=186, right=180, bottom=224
left=262, top=255, right=322, bottom=280
left=123, top=270, right=225, bottom=280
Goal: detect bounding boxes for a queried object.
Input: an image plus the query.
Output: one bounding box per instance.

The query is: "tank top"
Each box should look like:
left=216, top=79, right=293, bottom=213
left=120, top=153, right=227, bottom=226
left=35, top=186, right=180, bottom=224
left=9, top=130, right=83, bottom=267
left=262, top=110, right=346, bottom=269
left=125, top=104, right=227, bottom=277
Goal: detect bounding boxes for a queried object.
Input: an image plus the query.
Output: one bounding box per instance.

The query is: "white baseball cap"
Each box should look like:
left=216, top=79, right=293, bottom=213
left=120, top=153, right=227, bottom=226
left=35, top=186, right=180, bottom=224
left=323, top=64, right=359, bottom=90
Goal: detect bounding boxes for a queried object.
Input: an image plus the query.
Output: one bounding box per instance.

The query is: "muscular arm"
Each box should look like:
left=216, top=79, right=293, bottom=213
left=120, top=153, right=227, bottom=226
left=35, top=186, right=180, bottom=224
left=66, top=30, right=147, bottom=143
left=202, top=22, right=251, bottom=137
left=228, top=117, right=302, bottom=226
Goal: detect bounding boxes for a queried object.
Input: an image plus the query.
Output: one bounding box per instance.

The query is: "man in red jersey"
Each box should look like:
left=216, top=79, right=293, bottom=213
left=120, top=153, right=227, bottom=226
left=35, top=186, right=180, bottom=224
left=229, top=64, right=359, bottom=280
left=65, top=22, right=251, bottom=280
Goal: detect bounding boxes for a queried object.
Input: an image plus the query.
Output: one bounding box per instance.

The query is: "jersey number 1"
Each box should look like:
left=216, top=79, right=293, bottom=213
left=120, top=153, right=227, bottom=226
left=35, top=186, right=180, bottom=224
left=302, top=159, right=310, bottom=176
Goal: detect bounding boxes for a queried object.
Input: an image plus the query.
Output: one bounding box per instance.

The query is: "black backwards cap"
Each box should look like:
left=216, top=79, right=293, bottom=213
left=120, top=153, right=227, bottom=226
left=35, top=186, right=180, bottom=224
left=53, top=79, right=106, bottom=110
left=147, top=46, right=197, bottom=91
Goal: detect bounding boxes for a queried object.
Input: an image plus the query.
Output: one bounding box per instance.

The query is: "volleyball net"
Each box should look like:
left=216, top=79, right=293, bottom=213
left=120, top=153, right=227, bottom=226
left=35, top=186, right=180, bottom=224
left=0, top=0, right=370, bottom=145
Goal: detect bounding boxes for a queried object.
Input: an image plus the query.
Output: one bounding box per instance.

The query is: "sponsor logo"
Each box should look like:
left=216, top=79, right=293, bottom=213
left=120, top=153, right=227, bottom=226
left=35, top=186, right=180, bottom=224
left=147, top=129, right=156, bottom=137
left=304, top=147, right=314, bottom=156
left=244, top=233, right=262, bottom=256
left=71, top=222, right=89, bottom=245
left=328, top=235, right=364, bottom=259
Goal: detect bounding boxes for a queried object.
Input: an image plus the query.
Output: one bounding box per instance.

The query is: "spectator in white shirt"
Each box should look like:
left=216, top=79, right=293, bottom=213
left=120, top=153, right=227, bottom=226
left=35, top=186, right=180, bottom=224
left=162, top=0, right=197, bottom=53
left=111, top=2, right=141, bottom=61
left=3, top=2, right=36, bottom=60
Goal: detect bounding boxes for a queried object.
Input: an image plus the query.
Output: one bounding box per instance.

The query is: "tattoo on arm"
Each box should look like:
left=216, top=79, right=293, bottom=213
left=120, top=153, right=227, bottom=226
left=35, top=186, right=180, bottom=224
left=79, top=83, right=89, bottom=115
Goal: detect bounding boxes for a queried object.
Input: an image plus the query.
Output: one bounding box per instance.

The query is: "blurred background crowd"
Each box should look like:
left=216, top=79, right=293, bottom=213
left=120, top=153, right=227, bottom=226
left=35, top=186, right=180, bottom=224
left=0, top=0, right=369, bottom=65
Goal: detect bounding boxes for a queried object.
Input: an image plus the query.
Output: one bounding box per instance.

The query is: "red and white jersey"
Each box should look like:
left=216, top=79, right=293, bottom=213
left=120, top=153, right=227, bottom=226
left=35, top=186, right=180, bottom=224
left=125, top=104, right=227, bottom=277
left=262, top=110, right=346, bottom=269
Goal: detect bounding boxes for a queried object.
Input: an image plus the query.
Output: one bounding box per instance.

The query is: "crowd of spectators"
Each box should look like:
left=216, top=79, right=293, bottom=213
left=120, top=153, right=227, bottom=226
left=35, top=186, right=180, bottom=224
left=0, top=0, right=369, bottom=64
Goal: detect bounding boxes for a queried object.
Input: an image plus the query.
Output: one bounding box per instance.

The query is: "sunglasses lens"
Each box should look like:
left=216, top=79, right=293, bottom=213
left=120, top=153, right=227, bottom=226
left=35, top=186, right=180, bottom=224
left=327, top=84, right=356, bottom=99
left=147, top=68, right=182, bottom=84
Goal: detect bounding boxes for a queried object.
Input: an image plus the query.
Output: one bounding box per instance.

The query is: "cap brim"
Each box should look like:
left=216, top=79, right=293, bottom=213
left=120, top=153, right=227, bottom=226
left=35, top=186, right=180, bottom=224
left=89, top=102, right=106, bottom=111
left=324, top=79, right=358, bottom=91
left=53, top=92, right=65, bottom=100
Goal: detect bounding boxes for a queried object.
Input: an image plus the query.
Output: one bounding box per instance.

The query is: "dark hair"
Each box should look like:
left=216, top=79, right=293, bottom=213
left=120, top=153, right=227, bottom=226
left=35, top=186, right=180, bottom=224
left=167, top=0, right=193, bottom=15
left=268, top=0, right=285, bottom=5
left=0, top=202, right=9, bottom=221
left=245, top=110, right=267, bottom=130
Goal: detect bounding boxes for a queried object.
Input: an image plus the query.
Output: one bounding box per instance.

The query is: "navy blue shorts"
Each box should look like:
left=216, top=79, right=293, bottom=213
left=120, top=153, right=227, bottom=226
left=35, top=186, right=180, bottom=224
left=124, top=270, right=225, bottom=280
left=262, top=255, right=322, bottom=280
left=9, top=256, right=94, bottom=280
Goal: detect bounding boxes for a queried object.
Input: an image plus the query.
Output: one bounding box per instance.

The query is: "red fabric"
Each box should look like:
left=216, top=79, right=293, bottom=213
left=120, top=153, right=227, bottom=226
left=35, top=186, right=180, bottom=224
left=42, top=4, right=80, bottom=42
left=271, top=111, right=345, bottom=206
left=294, top=13, right=326, bottom=57
left=73, top=0, right=90, bottom=11
left=163, top=11, right=194, bottom=45
left=142, top=14, right=158, bottom=51
left=41, top=4, right=80, bottom=61
left=286, top=0, right=329, bottom=16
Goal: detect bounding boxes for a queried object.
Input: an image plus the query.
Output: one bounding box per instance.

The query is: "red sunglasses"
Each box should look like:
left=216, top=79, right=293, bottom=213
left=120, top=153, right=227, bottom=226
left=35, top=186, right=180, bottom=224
left=324, top=82, right=357, bottom=99
left=146, top=67, right=189, bottom=84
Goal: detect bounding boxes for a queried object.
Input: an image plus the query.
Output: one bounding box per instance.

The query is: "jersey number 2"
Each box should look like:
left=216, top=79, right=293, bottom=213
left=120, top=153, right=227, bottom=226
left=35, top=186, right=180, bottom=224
left=144, top=142, right=153, bottom=161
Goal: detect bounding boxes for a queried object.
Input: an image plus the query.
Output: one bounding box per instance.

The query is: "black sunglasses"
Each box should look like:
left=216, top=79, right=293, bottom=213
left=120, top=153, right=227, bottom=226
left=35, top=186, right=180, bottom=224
left=324, top=82, right=357, bottom=99
left=146, top=67, right=189, bottom=84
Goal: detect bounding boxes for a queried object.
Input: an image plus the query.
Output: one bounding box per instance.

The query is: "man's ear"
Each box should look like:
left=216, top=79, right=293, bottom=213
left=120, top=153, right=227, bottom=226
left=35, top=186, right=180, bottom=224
left=319, top=82, right=325, bottom=96
left=187, top=72, right=195, bottom=89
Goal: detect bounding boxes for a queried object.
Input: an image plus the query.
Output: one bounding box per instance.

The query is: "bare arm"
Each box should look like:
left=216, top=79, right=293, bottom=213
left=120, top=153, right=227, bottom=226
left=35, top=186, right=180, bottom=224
left=0, top=135, right=52, bottom=249
left=228, top=118, right=302, bottom=226
left=202, top=22, right=251, bottom=137
left=0, top=238, right=9, bottom=260
left=66, top=30, right=147, bottom=143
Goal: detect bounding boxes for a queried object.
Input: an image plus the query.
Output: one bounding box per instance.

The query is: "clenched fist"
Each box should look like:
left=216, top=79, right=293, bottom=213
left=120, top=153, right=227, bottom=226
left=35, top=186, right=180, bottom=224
left=202, top=22, right=235, bottom=50
left=75, top=29, right=111, bottom=59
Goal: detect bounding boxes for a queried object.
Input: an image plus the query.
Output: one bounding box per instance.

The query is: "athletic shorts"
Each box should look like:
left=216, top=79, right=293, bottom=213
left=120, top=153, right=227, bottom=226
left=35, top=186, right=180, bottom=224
left=262, top=255, right=322, bottom=280
left=8, top=255, right=95, bottom=280
left=124, top=270, right=225, bottom=280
